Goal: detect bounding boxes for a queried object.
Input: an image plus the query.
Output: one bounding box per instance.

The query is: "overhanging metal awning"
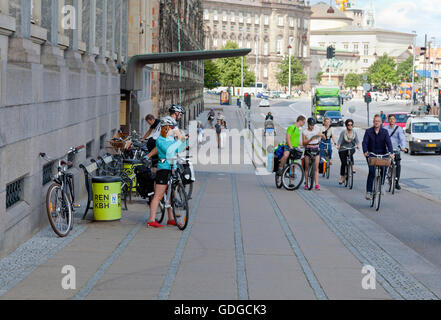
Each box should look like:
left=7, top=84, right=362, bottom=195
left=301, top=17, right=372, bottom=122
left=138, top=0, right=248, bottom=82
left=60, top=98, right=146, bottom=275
left=121, top=48, right=251, bottom=91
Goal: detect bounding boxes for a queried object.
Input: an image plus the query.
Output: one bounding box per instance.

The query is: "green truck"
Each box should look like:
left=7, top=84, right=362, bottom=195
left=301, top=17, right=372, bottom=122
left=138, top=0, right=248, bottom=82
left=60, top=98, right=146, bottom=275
left=311, top=87, right=341, bottom=123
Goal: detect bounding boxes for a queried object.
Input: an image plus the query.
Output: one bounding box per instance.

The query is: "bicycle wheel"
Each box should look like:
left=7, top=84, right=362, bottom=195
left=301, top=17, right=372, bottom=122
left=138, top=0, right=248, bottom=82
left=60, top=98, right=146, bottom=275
left=281, top=162, right=304, bottom=191
left=46, top=183, right=73, bottom=237
left=325, top=159, right=330, bottom=180
left=347, top=163, right=354, bottom=190
left=390, top=166, right=396, bottom=195
left=172, top=183, right=189, bottom=230
left=308, top=161, right=314, bottom=190
left=155, top=198, right=166, bottom=223
left=344, top=164, right=349, bottom=188
left=275, top=170, right=283, bottom=189
left=374, top=175, right=382, bottom=211
left=184, top=182, right=193, bottom=200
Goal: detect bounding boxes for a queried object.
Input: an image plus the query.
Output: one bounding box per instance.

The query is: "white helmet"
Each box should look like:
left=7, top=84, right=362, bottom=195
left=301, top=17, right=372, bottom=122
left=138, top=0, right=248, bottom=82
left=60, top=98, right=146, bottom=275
left=160, top=116, right=178, bottom=127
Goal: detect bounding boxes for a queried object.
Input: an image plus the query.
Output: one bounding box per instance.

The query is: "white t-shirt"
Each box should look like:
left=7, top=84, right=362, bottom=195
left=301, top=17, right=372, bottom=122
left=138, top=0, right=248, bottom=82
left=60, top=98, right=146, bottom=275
left=303, top=126, right=321, bottom=145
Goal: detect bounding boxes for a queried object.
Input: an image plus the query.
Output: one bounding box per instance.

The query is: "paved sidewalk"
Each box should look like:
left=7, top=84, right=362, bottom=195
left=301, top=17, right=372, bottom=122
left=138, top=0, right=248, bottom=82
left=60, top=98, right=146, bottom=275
left=1, top=105, right=441, bottom=300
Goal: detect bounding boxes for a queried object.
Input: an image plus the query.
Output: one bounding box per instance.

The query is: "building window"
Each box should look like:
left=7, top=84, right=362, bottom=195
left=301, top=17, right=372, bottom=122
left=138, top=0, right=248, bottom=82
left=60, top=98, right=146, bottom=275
left=289, top=16, right=294, bottom=27
left=204, top=9, right=209, bottom=20
left=304, top=19, right=308, bottom=29
left=255, top=14, right=259, bottom=24
left=222, top=11, right=227, bottom=22
left=363, top=59, right=368, bottom=63
left=343, top=43, right=349, bottom=50
left=247, top=13, right=251, bottom=24
left=246, top=40, right=251, bottom=49
left=239, top=39, right=243, bottom=47
left=222, top=25, right=226, bottom=30
left=353, top=43, right=359, bottom=53
left=231, top=11, right=235, bottom=22
left=86, top=141, right=93, bottom=158
left=239, top=26, right=243, bottom=31
left=213, top=10, right=218, bottom=21
left=276, top=36, right=283, bottom=54
left=231, top=25, right=234, bottom=31
left=298, top=18, right=301, bottom=28
left=6, top=178, right=23, bottom=209
left=364, top=44, right=369, bottom=55
left=264, top=42, right=269, bottom=55
left=100, top=134, right=107, bottom=150
left=264, top=66, right=268, bottom=78
left=264, top=15, right=269, bottom=25
left=222, top=39, right=227, bottom=46
left=289, top=36, right=294, bottom=46
left=213, top=37, right=218, bottom=46
left=42, top=162, right=54, bottom=186
left=278, top=15, right=283, bottom=26
left=239, top=12, right=243, bottom=23
left=246, top=26, right=250, bottom=32
left=141, top=68, right=151, bottom=100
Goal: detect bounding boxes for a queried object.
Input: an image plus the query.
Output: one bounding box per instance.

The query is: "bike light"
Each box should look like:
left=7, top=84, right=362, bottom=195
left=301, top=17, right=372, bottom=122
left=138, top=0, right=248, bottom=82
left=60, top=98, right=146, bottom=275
left=417, top=139, right=422, bottom=143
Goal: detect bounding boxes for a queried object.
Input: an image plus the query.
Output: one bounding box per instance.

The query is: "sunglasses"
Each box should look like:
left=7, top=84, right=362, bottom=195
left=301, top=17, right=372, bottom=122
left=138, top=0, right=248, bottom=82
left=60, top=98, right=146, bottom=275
left=346, top=123, right=353, bottom=127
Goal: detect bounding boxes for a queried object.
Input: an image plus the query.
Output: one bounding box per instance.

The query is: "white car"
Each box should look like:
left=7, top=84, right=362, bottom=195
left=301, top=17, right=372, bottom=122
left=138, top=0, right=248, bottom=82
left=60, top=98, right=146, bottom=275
left=405, top=116, right=441, bottom=155
left=279, top=92, right=291, bottom=99
left=259, top=99, right=270, bottom=107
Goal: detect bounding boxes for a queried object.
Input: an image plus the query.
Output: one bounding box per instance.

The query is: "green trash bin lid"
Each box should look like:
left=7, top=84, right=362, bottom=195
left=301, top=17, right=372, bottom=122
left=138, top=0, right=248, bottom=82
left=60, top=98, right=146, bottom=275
left=123, top=159, right=142, bottom=165
left=92, top=176, right=121, bottom=183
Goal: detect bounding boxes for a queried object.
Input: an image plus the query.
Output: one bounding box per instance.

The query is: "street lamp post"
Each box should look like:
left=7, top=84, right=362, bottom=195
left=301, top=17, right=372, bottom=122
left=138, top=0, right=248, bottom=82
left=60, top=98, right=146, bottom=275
left=288, top=44, right=292, bottom=97
left=411, top=31, right=416, bottom=105
left=255, top=36, right=259, bottom=89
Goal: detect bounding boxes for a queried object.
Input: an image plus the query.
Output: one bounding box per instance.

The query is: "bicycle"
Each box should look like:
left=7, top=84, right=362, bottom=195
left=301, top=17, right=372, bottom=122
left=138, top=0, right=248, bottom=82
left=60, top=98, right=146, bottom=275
left=368, top=152, right=391, bottom=211
left=305, top=147, right=320, bottom=190
left=321, top=142, right=332, bottom=180
left=40, top=145, right=84, bottom=237
left=276, top=148, right=304, bottom=191
left=154, top=156, right=189, bottom=230
left=340, top=146, right=357, bottom=190
left=386, top=150, right=401, bottom=195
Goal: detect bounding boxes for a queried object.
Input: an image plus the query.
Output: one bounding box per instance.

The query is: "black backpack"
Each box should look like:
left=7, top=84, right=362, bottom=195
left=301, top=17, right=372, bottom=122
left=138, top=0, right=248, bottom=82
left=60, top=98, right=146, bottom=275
left=134, top=165, right=155, bottom=199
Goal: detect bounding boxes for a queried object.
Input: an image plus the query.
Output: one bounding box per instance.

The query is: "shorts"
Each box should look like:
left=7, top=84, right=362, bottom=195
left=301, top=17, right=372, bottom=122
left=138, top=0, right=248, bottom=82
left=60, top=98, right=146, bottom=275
left=155, top=169, right=171, bottom=185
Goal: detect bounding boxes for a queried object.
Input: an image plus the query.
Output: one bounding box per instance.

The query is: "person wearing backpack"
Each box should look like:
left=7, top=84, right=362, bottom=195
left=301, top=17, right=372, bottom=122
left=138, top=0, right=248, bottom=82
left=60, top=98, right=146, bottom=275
left=383, top=114, right=407, bottom=190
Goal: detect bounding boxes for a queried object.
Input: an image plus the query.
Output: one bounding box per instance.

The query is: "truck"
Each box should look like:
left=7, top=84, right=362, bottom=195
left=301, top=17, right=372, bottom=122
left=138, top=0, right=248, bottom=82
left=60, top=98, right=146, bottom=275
left=311, top=86, right=342, bottom=123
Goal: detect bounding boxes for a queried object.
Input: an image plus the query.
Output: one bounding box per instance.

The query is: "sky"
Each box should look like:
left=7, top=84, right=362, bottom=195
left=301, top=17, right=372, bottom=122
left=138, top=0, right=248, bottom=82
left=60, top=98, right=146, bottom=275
left=309, top=0, right=441, bottom=46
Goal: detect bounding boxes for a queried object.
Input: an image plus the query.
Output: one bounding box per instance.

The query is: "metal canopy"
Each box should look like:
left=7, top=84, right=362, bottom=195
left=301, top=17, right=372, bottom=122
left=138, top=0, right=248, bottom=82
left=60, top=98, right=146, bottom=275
left=121, top=48, right=251, bottom=91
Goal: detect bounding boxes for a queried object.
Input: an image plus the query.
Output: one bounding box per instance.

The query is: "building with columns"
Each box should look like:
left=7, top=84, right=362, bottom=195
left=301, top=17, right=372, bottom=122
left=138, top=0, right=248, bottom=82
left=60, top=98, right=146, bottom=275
left=0, top=0, right=129, bottom=257
left=202, top=0, right=312, bottom=91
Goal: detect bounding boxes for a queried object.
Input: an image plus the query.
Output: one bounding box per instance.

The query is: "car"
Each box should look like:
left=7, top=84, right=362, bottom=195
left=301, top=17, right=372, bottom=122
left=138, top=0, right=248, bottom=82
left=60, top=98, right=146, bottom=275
left=269, top=91, right=280, bottom=99
left=279, top=92, right=291, bottom=99
left=259, top=98, right=270, bottom=107
left=383, top=112, right=409, bottom=129
left=256, top=92, right=264, bottom=98
left=404, top=116, right=441, bottom=155
left=324, top=111, right=344, bottom=126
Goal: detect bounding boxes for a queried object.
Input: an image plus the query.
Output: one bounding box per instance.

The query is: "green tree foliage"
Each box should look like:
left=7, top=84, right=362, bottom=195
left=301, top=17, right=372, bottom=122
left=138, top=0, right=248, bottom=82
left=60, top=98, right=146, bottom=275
left=367, top=54, right=399, bottom=90
left=204, top=59, right=220, bottom=89
left=397, top=56, right=418, bottom=83
left=215, top=41, right=255, bottom=87
left=315, top=71, right=324, bottom=84
left=276, top=56, right=307, bottom=87
left=344, top=73, right=362, bottom=89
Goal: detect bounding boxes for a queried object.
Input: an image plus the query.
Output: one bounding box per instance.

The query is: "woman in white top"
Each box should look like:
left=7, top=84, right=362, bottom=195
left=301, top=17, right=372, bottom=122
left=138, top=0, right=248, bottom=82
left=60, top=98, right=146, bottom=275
left=319, top=118, right=337, bottom=164
left=303, top=117, right=326, bottom=190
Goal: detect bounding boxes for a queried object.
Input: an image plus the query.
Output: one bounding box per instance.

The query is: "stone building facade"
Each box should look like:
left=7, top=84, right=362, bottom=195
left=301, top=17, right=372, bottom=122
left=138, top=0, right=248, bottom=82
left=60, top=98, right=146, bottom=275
left=202, top=0, right=312, bottom=91
left=0, top=0, right=128, bottom=257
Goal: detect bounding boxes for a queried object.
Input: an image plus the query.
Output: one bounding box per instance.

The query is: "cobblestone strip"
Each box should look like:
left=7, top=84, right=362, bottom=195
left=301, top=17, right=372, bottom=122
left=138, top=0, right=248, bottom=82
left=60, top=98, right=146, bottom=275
left=0, top=225, right=87, bottom=296
left=297, top=189, right=439, bottom=300
left=232, top=174, right=249, bottom=300
left=257, top=176, right=328, bottom=300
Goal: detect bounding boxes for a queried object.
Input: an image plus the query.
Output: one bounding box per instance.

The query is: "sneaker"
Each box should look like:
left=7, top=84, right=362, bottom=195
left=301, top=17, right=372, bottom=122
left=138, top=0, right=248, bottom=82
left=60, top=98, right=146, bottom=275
left=395, top=183, right=401, bottom=190
left=365, top=192, right=372, bottom=200
left=167, top=220, right=177, bottom=226
left=315, top=185, right=320, bottom=191
left=304, top=184, right=309, bottom=190
left=147, top=221, right=164, bottom=228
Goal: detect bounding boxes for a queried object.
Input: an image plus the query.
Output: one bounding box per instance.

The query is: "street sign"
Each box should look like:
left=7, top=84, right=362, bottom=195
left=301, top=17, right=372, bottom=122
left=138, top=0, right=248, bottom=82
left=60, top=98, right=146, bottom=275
left=363, top=75, right=368, bottom=81
left=363, top=83, right=371, bottom=91
left=348, top=106, right=356, bottom=114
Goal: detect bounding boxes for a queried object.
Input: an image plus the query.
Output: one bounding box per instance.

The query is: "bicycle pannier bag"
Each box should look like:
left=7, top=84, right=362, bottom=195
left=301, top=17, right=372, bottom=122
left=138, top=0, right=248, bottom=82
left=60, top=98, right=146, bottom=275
left=182, top=161, right=195, bottom=185
left=134, top=165, right=155, bottom=198
left=273, top=155, right=280, bottom=173
left=368, top=157, right=391, bottom=167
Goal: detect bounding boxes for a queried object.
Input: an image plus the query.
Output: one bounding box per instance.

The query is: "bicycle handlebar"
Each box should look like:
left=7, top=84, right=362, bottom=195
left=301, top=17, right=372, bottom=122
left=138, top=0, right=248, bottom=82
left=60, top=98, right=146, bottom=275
left=368, top=152, right=390, bottom=158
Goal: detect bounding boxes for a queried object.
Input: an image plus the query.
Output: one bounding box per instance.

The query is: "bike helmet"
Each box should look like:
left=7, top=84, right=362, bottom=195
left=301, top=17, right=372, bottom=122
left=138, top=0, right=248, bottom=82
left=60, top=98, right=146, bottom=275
left=307, top=117, right=316, bottom=126
left=345, top=119, right=354, bottom=127
left=160, top=116, right=178, bottom=127
left=169, top=104, right=184, bottom=114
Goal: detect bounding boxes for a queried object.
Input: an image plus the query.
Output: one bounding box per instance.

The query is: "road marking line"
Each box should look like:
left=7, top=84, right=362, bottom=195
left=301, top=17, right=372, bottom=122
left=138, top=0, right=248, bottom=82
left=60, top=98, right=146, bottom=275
left=256, top=175, right=328, bottom=300
left=232, top=174, right=249, bottom=300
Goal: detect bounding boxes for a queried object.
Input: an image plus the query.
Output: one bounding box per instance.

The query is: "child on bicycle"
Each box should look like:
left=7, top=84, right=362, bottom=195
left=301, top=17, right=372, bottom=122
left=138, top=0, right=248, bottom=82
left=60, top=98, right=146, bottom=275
left=147, top=117, right=188, bottom=228
left=337, top=119, right=360, bottom=185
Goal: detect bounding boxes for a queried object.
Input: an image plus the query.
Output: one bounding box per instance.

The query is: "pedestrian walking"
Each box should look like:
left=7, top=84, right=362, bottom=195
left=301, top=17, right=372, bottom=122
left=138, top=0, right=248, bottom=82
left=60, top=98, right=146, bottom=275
left=380, top=111, right=386, bottom=124
left=215, top=119, right=223, bottom=149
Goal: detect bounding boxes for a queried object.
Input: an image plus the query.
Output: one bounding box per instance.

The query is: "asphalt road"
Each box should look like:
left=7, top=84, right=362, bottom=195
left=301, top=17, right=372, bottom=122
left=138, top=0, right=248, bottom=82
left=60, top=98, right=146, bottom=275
left=250, top=96, right=441, bottom=270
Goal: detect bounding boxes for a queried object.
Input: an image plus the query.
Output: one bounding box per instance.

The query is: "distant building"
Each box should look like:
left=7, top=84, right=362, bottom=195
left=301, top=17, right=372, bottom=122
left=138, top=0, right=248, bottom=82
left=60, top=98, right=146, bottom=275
left=203, top=0, right=313, bottom=91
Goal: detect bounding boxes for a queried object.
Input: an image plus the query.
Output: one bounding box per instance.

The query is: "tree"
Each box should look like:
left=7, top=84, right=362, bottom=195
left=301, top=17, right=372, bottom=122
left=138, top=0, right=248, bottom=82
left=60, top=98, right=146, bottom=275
left=204, top=59, right=220, bottom=89
left=397, top=56, right=418, bottom=83
left=215, top=41, right=255, bottom=87
left=367, top=54, right=399, bottom=90
left=344, top=73, right=362, bottom=89
left=315, top=71, right=324, bottom=84
left=276, top=56, right=307, bottom=87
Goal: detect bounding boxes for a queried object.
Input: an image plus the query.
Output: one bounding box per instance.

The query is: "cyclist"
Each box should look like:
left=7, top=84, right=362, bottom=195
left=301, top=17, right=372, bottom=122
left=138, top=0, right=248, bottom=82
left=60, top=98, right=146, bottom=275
left=141, top=114, right=161, bottom=142
left=208, top=109, right=215, bottom=127
left=320, top=118, right=337, bottom=165
left=337, top=119, right=360, bottom=185
left=279, top=115, right=306, bottom=176
left=362, top=114, right=394, bottom=200
left=384, top=114, right=407, bottom=190
left=303, top=117, right=326, bottom=190
left=265, top=112, right=274, bottom=121
left=147, top=117, right=188, bottom=228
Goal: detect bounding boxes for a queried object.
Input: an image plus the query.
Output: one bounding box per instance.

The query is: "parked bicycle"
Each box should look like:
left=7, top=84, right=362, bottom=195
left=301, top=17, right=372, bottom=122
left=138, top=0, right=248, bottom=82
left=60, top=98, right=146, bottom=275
left=340, top=146, right=357, bottom=190
left=40, top=145, right=84, bottom=237
left=275, top=148, right=304, bottom=191
left=368, top=152, right=391, bottom=211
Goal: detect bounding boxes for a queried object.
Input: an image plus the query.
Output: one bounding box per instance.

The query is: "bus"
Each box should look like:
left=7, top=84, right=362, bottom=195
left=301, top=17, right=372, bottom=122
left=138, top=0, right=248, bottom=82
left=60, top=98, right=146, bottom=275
left=311, top=86, right=341, bottom=123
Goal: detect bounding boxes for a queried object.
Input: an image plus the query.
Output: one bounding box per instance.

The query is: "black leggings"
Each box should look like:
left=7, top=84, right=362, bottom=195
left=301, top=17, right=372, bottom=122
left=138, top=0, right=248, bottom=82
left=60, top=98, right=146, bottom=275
left=339, top=150, right=354, bottom=176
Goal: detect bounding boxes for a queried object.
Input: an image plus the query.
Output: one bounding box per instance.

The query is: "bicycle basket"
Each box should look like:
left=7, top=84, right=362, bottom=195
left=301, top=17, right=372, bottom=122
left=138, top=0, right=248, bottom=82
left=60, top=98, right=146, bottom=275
left=368, top=157, right=391, bottom=167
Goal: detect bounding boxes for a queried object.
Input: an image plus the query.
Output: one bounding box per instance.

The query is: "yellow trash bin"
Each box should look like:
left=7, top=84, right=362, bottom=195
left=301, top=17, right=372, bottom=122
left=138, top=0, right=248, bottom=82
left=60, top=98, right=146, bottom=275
left=123, top=159, right=142, bottom=192
left=92, top=176, right=122, bottom=221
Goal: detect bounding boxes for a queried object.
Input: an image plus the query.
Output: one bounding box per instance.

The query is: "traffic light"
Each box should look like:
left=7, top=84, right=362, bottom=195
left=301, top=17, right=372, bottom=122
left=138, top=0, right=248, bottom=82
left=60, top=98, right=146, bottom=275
left=326, top=46, right=335, bottom=59
left=438, top=89, right=441, bottom=105
left=365, top=92, right=372, bottom=104
left=244, top=93, right=251, bottom=108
